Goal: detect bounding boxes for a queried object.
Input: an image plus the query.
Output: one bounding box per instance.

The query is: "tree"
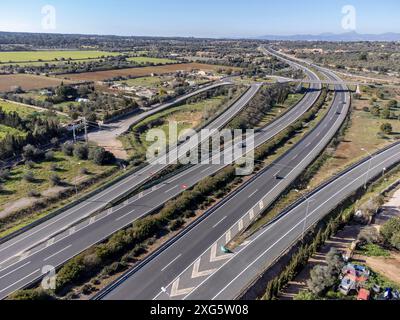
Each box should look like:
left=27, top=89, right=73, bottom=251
left=45, top=151, right=54, bottom=161
left=381, top=108, right=391, bottom=119
left=307, top=265, right=335, bottom=296
left=326, top=248, right=345, bottom=276
left=387, top=100, right=398, bottom=109
left=50, top=174, right=62, bottom=186
left=370, top=106, right=380, bottom=117
left=9, top=289, right=55, bottom=300
left=358, top=227, right=381, bottom=244
left=380, top=123, right=393, bottom=134
left=89, top=147, right=116, bottom=165
left=390, top=232, right=400, bottom=250
left=62, top=142, right=74, bottom=156
left=381, top=217, right=400, bottom=244
left=73, top=144, right=88, bottom=160
left=23, top=171, right=35, bottom=183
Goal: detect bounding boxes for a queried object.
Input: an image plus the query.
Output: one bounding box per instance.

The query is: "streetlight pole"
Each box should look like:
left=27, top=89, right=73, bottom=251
left=361, top=148, right=373, bottom=189
left=295, top=188, right=314, bottom=242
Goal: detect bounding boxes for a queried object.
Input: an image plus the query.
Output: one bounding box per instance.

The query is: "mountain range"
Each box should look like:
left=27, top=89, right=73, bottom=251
left=256, top=31, right=400, bottom=42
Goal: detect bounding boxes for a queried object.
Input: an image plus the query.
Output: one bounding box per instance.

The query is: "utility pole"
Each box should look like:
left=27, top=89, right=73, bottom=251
left=83, top=117, right=88, bottom=145
left=72, top=124, right=76, bottom=143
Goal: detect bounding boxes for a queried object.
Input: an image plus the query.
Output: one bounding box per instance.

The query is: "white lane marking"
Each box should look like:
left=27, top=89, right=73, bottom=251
left=212, top=216, right=227, bottom=229
left=0, top=268, right=40, bottom=293
left=247, top=189, right=258, bottom=199
left=43, top=245, right=72, bottom=262
left=155, top=82, right=350, bottom=301
left=115, top=210, right=136, bottom=222
left=211, top=150, right=398, bottom=300
left=0, top=261, right=31, bottom=279
left=0, top=83, right=304, bottom=264
left=161, top=254, right=182, bottom=272
left=164, top=185, right=178, bottom=194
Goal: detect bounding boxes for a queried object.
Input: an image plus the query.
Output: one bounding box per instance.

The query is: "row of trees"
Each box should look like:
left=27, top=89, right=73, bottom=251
left=229, top=84, right=293, bottom=129
left=0, top=107, right=63, bottom=160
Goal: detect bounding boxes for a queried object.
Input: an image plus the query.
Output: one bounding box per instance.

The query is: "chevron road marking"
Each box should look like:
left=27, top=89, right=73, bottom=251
left=238, top=219, right=244, bottom=232
left=191, top=259, right=217, bottom=279
left=170, top=278, right=195, bottom=298
left=210, top=243, right=233, bottom=263
left=225, top=230, right=232, bottom=243
left=249, top=209, right=255, bottom=220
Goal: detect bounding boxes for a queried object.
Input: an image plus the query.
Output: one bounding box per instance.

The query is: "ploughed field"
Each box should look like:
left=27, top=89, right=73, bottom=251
left=0, top=74, right=78, bottom=92
left=56, top=63, right=238, bottom=82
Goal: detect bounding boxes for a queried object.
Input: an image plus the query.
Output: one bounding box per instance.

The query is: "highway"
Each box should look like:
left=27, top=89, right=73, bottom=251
left=0, top=52, right=321, bottom=299
left=97, top=56, right=350, bottom=300
left=187, top=141, right=400, bottom=300
left=0, top=83, right=259, bottom=264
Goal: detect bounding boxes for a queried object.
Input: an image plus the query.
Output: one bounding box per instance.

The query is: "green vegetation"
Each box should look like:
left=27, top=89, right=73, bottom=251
left=357, top=243, right=391, bottom=257
left=0, top=100, right=41, bottom=118
left=127, top=57, right=176, bottom=65
left=0, top=50, right=119, bottom=63
left=381, top=217, right=400, bottom=250
left=0, top=124, right=26, bottom=139
left=261, top=163, right=400, bottom=300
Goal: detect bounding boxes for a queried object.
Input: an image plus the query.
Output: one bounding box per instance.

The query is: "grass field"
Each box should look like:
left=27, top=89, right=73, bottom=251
left=0, top=58, right=104, bottom=67
left=116, top=76, right=165, bottom=88
left=0, top=51, right=119, bottom=64
left=0, top=74, right=77, bottom=92
left=0, top=151, right=115, bottom=213
left=127, top=57, right=176, bottom=65
left=307, top=87, right=400, bottom=188
left=0, top=124, right=26, bottom=139
left=57, top=63, right=240, bottom=82
left=0, top=99, right=41, bottom=118
left=121, top=96, right=227, bottom=156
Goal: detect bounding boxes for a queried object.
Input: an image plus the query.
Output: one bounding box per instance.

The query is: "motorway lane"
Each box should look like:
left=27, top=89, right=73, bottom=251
left=189, top=142, right=400, bottom=300
left=0, top=84, right=260, bottom=266
left=0, top=66, right=321, bottom=299
left=99, top=70, right=347, bottom=300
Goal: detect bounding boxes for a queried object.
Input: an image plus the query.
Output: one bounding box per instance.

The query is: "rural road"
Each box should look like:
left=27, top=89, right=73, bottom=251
left=87, top=80, right=233, bottom=158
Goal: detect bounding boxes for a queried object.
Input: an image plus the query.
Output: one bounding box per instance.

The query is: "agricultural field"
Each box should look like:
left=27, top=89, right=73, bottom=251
left=0, top=99, right=41, bottom=118
left=0, top=74, right=77, bottom=92
left=0, top=50, right=119, bottom=64
left=57, top=63, right=240, bottom=82
left=127, top=57, right=177, bottom=65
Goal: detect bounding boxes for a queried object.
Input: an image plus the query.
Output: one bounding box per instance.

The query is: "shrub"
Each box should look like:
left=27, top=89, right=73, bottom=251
left=25, top=160, right=35, bottom=169
left=73, top=144, right=89, bottom=160
left=23, top=144, right=44, bottom=161
left=62, top=142, right=74, bottom=156
left=9, top=289, right=55, bottom=301
left=45, top=151, right=55, bottom=161
left=381, top=217, right=400, bottom=244
left=380, top=123, right=393, bottom=134
left=28, top=190, right=41, bottom=198
left=50, top=174, right=62, bottom=186
left=23, top=171, right=35, bottom=183
left=0, top=169, right=10, bottom=181
left=80, top=167, right=89, bottom=175
left=89, top=147, right=116, bottom=165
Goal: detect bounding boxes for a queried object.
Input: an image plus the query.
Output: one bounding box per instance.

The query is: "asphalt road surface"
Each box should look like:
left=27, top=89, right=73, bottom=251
left=98, top=62, right=350, bottom=300
left=0, top=53, right=321, bottom=299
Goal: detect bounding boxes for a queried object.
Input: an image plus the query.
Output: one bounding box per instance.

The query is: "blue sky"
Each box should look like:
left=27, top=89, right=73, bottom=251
left=0, top=0, right=399, bottom=37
